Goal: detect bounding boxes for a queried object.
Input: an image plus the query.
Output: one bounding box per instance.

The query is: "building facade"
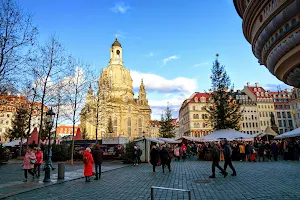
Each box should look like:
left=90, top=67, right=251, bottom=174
left=242, top=83, right=276, bottom=133
left=178, top=93, right=212, bottom=138
left=0, top=94, right=47, bottom=142
left=270, top=90, right=295, bottom=133
left=233, top=91, right=260, bottom=134
left=291, top=87, right=300, bottom=128
left=56, top=125, right=79, bottom=138
left=80, top=38, right=152, bottom=140
left=233, top=0, right=300, bottom=87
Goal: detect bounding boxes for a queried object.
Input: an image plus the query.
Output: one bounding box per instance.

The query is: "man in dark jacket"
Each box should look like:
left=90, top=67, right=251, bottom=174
left=223, top=140, right=236, bottom=176
left=210, top=142, right=227, bottom=178
left=92, top=144, right=103, bottom=180
left=159, top=144, right=171, bottom=173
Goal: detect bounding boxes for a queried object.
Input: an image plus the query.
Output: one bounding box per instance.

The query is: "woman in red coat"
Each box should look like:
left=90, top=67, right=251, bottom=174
left=34, top=147, right=43, bottom=177
left=83, top=147, right=94, bottom=182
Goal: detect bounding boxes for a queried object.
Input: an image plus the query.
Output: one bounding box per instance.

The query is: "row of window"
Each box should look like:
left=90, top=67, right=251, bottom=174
left=259, top=112, right=274, bottom=118
left=242, top=115, right=257, bottom=121
left=242, top=130, right=260, bottom=134
left=193, top=122, right=208, bottom=128
left=275, top=105, right=290, bottom=110
left=242, top=122, right=259, bottom=128
left=257, top=104, right=274, bottom=109
left=277, top=111, right=292, bottom=118
left=264, top=17, right=299, bottom=57
left=192, top=114, right=209, bottom=120
left=278, top=120, right=293, bottom=128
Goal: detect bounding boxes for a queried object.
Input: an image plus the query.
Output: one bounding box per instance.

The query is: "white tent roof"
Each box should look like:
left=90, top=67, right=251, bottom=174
left=134, top=137, right=165, bottom=144
left=275, top=128, right=300, bottom=139
left=157, top=138, right=181, bottom=144
left=199, top=129, right=255, bottom=141
left=178, top=136, right=203, bottom=142
left=3, top=139, right=27, bottom=147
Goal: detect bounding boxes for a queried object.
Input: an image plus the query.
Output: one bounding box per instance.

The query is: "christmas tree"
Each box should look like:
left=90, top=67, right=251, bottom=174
left=159, top=105, right=176, bottom=138
left=206, top=55, right=242, bottom=130
left=5, top=107, right=29, bottom=141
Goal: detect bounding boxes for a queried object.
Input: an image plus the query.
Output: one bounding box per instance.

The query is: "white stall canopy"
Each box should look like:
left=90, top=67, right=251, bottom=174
left=3, top=139, right=27, bottom=147
left=199, top=129, right=255, bottom=141
left=275, top=128, right=300, bottom=139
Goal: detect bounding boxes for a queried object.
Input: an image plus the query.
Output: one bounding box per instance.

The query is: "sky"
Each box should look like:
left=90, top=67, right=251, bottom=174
left=19, top=0, right=291, bottom=120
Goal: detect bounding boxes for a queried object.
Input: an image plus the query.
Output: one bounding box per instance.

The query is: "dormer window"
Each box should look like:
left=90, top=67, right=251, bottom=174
left=257, top=92, right=260, bottom=96
left=265, top=92, right=268, bottom=96
left=258, top=88, right=261, bottom=92
left=195, top=97, right=198, bottom=102
left=200, top=97, right=206, bottom=103
left=261, top=92, right=264, bottom=96
left=254, top=88, right=257, bottom=92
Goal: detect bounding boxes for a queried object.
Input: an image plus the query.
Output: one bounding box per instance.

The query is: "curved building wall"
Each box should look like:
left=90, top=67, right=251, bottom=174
left=234, top=0, right=300, bottom=87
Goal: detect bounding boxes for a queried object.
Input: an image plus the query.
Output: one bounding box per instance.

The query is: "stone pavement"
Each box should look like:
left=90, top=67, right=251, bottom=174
left=0, top=160, right=128, bottom=199
left=2, top=158, right=300, bottom=200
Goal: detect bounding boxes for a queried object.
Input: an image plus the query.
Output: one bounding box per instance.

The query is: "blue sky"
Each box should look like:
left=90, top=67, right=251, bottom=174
left=20, top=0, right=291, bottom=119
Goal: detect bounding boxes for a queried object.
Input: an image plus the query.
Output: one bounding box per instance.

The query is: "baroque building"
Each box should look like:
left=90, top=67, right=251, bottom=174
left=80, top=38, right=151, bottom=140
left=0, top=93, right=47, bottom=143
left=233, top=0, right=300, bottom=87
left=291, top=87, right=300, bottom=128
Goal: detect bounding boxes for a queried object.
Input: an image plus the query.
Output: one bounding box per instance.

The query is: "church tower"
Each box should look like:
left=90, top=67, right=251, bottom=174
left=138, top=79, right=148, bottom=106
left=86, top=82, right=93, bottom=105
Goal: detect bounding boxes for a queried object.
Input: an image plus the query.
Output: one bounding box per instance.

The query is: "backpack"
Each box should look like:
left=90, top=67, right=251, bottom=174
left=83, top=156, right=89, bottom=164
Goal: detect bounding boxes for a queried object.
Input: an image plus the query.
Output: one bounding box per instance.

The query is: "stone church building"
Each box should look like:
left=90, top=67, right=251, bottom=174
left=80, top=38, right=152, bottom=140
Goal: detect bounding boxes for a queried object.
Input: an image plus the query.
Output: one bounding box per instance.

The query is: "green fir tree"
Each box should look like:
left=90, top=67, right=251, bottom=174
left=5, top=108, right=29, bottom=141
left=206, top=55, right=242, bottom=130
left=159, top=105, right=176, bottom=138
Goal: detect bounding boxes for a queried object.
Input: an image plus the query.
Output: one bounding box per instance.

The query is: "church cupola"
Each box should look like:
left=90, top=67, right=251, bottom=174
left=109, top=36, right=123, bottom=65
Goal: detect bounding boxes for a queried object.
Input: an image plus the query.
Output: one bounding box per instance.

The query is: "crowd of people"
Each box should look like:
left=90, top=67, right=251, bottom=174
left=21, top=137, right=300, bottom=182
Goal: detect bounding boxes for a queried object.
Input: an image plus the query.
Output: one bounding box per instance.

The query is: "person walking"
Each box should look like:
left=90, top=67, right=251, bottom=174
left=34, top=147, right=43, bottom=178
left=83, top=147, right=94, bottom=182
left=49, top=146, right=55, bottom=170
left=209, top=142, right=227, bottom=178
left=174, top=145, right=180, bottom=161
left=159, top=144, right=171, bottom=173
left=22, top=148, right=36, bottom=182
left=92, top=144, right=103, bottom=180
left=223, top=140, right=236, bottom=176
left=150, top=145, right=159, bottom=173
left=137, top=146, right=142, bottom=164
left=271, top=141, right=279, bottom=161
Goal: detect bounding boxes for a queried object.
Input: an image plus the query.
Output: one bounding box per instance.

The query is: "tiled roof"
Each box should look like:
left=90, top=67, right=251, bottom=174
left=189, top=93, right=210, bottom=103
left=246, top=86, right=271, bottom=98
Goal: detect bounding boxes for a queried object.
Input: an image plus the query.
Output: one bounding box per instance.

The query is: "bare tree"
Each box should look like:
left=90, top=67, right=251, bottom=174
left=0, top=0, right=37, bottom=93
left=63, top=57, right=91, bottom=164
left=28, top=36, right=66, bottom=146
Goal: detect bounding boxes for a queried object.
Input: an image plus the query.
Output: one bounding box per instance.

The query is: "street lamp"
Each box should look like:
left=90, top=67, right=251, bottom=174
left=43, top=107, right=55, bottom=182
left=142, top=131, right=146, bottom=163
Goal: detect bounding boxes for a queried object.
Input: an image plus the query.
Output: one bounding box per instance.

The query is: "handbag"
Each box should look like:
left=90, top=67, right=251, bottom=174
left=157, top=159, right=161, bottom=166
left=30, top=159, right=36, bottom=164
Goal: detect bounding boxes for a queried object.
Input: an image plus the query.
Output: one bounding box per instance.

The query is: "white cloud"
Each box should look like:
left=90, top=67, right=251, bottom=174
left=111, top=2, right=130, bottom=14
left=130, top=70, right=197, bottom=94
left=162, top=55, right=179, bottom=65
left=146, top=52, right=154, bottom=57
left=130, top=70, right=197, bottom=119
left=193, top=62, right=209, bottom=67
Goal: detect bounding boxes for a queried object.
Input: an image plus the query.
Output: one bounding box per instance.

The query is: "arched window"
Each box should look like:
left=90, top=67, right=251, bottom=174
left=279, top=28, right=284, bottom=37
left=201, top=97, right=206, bottom=103
left=285, top=23, right=290, bottom=32
left=292, top=18, right=297, bottom=27
left=127, top=118, right=131, bottom=136
left=138, top=118, right=143, bottom=135
left=192, top=106, right=196, bottom=111
left=113, top=117, right=118, bottom=133
left=194, top=97, right=198, bottom=102
left=193, top=114, right=199, bottom=119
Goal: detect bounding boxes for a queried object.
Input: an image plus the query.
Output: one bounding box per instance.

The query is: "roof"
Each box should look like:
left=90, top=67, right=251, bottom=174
left=112, top=38, right=121, bottom=47
left=246, top=86, right=272, bottom=99
left=189, top=93, right=210, bottom=103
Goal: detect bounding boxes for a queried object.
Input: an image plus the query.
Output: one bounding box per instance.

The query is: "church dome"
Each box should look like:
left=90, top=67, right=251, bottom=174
left=112, top=38, right=121, bottom=47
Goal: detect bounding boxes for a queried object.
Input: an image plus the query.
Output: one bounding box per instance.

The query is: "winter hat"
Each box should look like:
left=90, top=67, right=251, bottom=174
left=86, top=147, right=91, bottom=152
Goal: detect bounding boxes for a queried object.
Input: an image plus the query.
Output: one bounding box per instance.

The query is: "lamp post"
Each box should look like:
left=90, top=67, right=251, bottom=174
left=43, top=107, right=55, bottom=182
left=142, top=131, right=146, bottom=163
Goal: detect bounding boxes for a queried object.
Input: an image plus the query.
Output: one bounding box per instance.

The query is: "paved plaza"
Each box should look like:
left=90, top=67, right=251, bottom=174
left=1, top=158, right=300, bottom=200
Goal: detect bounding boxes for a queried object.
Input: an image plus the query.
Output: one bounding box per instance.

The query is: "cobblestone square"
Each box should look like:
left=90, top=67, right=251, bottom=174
left=2, top=159, right=300, bottom=200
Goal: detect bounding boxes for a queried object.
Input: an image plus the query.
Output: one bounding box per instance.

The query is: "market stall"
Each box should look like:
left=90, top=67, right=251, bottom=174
left=134, top=137, right=164, bottom=163
left=275, top=127, right=300, bottom=139
left=199, top=129, right=255, bottom=141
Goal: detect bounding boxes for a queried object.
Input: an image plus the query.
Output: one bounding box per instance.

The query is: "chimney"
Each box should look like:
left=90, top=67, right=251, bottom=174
left=255, top=82, right=259, bottom=87
left=247, top=82, right=250, bottom=87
